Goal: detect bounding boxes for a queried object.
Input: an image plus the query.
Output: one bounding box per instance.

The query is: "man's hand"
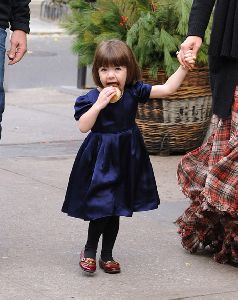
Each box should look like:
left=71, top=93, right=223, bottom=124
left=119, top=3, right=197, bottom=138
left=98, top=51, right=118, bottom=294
left=7, top=30, right=27, bottom=65
left=177, top=36, right=202, bottom=69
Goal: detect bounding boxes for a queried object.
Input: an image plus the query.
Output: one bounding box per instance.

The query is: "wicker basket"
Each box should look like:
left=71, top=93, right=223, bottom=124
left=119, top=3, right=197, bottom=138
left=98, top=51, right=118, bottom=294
left=136, top=66, right=212, bottom=154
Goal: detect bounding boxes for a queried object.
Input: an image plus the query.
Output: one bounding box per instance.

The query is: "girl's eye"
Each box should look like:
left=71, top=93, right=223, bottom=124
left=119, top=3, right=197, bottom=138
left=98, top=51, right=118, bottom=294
left=115, top=67, right=121, bottom=71
left=100, top=68, right=107, bottom=72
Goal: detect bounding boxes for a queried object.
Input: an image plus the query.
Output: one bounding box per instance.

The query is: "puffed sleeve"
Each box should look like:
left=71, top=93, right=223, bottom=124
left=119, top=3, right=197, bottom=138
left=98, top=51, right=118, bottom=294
left=74, top=95, right=93, bottom=121
left=132, top=81, right=152, bottom=103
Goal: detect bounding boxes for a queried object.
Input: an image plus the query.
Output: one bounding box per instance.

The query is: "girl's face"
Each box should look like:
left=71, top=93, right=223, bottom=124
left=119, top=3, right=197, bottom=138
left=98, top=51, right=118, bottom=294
left=98, top=65, right=127, bottom=90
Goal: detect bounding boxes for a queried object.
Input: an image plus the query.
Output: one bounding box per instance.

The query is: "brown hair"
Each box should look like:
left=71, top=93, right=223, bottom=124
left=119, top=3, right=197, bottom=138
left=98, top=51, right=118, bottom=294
left=92, top=39, right=141, bottom=87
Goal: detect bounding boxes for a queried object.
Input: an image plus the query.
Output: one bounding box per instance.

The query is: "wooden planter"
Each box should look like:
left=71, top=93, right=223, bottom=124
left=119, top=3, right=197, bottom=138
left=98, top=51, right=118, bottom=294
left=136, top=66, right=212, bottom=155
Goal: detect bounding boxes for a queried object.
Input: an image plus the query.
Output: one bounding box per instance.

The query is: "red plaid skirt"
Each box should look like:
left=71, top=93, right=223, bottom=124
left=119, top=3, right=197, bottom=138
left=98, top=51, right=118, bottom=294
left=176, top=86, right=238, bottom=264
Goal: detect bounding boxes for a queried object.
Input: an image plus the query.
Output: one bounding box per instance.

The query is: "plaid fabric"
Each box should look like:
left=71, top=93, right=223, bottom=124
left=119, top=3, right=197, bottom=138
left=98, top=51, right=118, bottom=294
left=176, top=86, right=238, bottom=264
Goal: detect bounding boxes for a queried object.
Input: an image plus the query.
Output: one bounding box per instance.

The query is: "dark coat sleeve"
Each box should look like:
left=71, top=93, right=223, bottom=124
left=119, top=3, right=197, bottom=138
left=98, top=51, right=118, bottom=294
left=10, top=0, right=31, bottom=33
left=187, top=0, right=216, bottom=38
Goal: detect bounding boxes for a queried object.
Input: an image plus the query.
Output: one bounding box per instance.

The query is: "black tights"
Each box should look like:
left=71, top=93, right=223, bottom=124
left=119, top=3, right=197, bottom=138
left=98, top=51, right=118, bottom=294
left=84, top=216, right=120, bottom=261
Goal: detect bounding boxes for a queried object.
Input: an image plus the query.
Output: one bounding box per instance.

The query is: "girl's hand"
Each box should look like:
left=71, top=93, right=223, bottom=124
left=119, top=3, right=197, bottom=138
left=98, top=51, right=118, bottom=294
left=95, top=86, right=117, bottom=110
left=177, top=50, right=196, bottom=70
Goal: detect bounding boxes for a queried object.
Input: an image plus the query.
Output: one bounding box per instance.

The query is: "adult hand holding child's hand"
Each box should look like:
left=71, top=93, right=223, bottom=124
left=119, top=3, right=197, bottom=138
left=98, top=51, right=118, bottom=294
left=176, top=36, right=202, bottom=69
left=179, top=50, right=196, bottom=70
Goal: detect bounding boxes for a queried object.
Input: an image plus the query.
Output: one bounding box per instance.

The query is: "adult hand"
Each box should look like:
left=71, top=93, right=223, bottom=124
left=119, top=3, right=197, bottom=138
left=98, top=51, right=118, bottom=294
left=177, top=36, right=202, bottom=69
left=7, top=30, right=27, bottom=65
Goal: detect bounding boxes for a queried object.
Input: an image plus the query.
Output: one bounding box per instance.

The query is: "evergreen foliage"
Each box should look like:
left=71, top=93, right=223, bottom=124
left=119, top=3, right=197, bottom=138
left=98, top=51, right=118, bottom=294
left=63, top=0, right=212, bottom=75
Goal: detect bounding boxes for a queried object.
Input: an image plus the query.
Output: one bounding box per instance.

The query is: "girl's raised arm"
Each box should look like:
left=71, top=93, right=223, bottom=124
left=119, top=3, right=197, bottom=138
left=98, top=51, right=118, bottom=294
left=150, top=51, right=195, bottom=99
left=150, top=66, right=188, bottom=98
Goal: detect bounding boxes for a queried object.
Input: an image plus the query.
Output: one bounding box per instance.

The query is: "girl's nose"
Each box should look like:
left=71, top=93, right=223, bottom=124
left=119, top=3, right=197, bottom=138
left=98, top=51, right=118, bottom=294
left=107, top=70, right=115, bottom=78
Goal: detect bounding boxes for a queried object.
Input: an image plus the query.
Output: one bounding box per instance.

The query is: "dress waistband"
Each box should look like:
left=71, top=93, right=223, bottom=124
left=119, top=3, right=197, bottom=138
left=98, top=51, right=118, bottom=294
left=91, top=124, right=137, bottom=134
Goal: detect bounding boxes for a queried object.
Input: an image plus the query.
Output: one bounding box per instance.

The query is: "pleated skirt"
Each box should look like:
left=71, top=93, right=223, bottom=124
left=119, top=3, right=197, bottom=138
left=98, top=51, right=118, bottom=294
left=176, top=86, right=238, bottom=264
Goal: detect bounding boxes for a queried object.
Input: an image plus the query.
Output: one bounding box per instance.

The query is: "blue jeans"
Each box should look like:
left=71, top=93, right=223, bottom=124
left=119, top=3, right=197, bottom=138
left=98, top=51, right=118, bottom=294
left=0, top=28, right=6, bottom=139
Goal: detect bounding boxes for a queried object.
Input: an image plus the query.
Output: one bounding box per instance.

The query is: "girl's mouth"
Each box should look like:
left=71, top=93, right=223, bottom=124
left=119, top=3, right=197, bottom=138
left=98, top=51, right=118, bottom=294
left=107, top=82, right=119, bottom=87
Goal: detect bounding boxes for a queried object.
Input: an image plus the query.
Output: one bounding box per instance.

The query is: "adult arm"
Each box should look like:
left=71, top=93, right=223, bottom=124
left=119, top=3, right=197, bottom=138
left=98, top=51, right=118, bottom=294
left=8, top=0, right=30, bottom=65
left=178, top=0, right=216, bottom=68
left=10, top=0, right=31, bottom=33
left=188, top=0, right=216, bottom=38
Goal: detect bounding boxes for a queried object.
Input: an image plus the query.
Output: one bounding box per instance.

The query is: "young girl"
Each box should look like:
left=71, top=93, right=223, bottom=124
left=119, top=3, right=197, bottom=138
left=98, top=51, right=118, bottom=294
left=62, top=39, right=194, bottom=274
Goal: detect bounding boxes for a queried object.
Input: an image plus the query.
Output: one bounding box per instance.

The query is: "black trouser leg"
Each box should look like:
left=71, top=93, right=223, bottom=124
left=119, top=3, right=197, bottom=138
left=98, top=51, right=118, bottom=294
left=84, top=217, right=109, bottom=259
left=101, top=216, right=120, bottom=261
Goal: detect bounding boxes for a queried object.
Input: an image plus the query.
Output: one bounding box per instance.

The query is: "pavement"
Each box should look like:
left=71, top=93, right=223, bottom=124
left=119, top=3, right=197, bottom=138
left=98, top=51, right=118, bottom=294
left=30, top=17, right=65, bottom=35
left=0, top=8, right=238, bottom=300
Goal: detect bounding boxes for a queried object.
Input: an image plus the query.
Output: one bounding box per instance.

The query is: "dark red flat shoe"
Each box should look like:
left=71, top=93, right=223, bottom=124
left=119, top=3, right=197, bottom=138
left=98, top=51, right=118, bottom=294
left=79, top=250, right=96, bottom=273
left=99, top=257, right=121, bottom=274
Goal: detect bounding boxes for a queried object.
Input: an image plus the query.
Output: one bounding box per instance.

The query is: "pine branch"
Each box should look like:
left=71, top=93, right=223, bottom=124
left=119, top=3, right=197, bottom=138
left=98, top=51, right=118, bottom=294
left=65, top=0, right=211, bottom=73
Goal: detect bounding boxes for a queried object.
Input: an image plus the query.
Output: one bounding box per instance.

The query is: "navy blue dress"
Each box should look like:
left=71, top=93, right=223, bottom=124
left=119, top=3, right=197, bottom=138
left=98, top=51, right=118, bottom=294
left=62, top=81, right=160, bottom=220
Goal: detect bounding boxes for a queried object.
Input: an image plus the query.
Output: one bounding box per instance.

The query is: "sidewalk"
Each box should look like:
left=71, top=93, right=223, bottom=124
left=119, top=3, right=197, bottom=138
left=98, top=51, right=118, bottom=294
left=30, top=17, right=65, bottom=35
left=1, top=88, right=238, bottom=300
left=1, top=9, right=238, bottom=300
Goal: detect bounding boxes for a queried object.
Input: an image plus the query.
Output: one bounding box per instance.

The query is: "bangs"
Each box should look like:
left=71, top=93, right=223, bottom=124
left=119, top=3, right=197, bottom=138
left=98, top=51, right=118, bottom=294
left=95, top=41, right=130, bottom=68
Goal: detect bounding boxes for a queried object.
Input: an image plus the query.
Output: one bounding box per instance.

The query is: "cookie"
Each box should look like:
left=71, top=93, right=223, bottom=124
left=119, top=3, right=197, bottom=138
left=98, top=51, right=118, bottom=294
left=110, top=87, right=122, bottom=103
